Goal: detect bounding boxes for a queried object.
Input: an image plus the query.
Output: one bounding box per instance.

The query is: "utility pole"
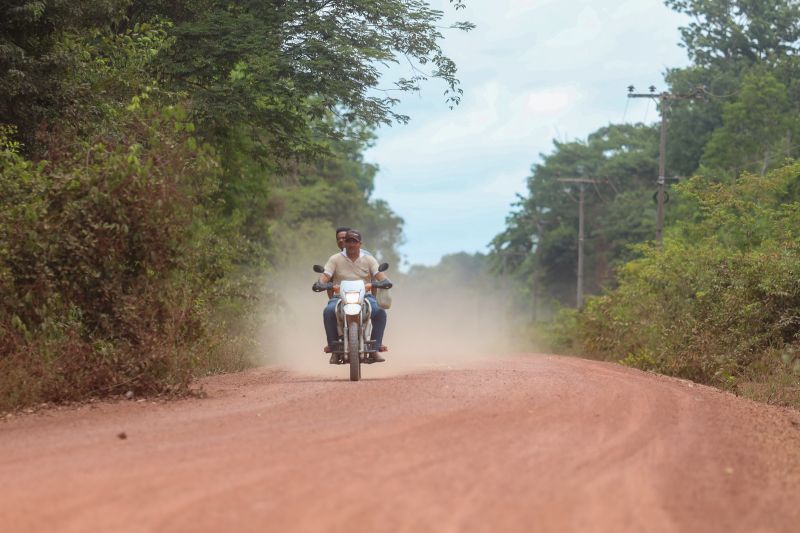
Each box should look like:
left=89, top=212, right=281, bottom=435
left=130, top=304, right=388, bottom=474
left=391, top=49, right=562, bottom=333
left=557, top=178, right=605, bottom=308
left=627, top=85, right=705, bottom=245
left=578, top=182, right=585, bottom=308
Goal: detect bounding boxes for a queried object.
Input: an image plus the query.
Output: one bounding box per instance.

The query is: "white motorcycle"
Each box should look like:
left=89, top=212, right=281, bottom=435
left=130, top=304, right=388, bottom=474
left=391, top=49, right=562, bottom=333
left=312, top=263, right=392, bottom=381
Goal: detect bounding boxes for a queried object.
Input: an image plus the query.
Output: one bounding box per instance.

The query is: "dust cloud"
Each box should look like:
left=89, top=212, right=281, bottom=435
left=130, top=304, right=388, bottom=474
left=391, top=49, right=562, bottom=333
left=256, top=260, right=525, bottom=379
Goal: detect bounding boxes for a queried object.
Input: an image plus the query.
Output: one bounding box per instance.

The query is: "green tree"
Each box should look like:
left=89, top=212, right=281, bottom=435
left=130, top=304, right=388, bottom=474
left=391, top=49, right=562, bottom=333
left=0, top=1, right=131, bottom=150
left=267, top=115, right=405, bottom=266
left=663, top=0, right=800, bottom=177
left=663, top=66, right=737, bottom=177
left=665, top=0, right=800, bottom=67
left=701, top=68, right=796, bottom=176
left=491, top=123, right=659, bottom=306
left=132, top=0, right=472, bottom=160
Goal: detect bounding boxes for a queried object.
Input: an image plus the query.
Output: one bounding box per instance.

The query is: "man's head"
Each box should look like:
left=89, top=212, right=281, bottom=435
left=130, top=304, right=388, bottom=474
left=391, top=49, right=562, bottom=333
left=335, top=226, right=350, bottom=250
left=344, top=229, right=362, bottom=254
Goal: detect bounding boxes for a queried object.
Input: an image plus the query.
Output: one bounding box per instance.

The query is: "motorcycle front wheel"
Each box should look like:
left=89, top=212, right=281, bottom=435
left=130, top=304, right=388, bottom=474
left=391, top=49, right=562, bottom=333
left=348, top=324, right=361, bottom=382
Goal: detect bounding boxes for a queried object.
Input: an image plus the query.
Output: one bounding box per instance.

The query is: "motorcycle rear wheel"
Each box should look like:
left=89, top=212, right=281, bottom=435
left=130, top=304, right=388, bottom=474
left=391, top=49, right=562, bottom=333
left=348, top=325, right=361, bottom=382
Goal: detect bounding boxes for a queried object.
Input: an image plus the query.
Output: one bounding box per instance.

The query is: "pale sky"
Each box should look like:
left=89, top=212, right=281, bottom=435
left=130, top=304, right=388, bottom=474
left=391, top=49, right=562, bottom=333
left=365, top=0, right=691, bottom=267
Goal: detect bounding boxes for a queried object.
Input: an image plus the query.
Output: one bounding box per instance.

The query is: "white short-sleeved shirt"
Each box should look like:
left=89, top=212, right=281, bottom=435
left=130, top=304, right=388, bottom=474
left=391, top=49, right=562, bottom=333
left=324, top=251, right=380, bottom=285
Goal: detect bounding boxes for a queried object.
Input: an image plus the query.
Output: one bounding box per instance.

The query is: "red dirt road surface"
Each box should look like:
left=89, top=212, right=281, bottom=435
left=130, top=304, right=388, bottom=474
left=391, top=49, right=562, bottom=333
left=2, top=355, right=800, bottom=533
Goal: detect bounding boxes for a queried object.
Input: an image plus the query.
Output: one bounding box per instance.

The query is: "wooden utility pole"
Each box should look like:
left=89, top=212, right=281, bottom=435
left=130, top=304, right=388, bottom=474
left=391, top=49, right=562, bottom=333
left=656, top=97, right=668, bottom=243
left=627, top=86, right=704, bottom=245
left=557, top=178, right=605, bottom=308
left=577, top=182, right=585, bottom=308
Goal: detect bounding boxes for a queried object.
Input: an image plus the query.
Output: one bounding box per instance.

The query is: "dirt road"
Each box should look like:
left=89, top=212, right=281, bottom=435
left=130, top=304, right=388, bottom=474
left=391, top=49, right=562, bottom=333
left=2, top=355, right=799, bottom=532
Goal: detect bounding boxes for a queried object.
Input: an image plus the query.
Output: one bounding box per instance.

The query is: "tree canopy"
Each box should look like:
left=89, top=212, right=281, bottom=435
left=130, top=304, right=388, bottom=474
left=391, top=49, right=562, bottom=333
left=492, top=123, right=658, bottom=305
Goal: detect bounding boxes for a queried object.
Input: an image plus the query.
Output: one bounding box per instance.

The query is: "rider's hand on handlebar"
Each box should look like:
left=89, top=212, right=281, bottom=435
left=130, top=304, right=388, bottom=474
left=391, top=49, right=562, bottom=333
left=372, top=278, right=393, bottom=290
left=312, top=281, right=334, bottom=293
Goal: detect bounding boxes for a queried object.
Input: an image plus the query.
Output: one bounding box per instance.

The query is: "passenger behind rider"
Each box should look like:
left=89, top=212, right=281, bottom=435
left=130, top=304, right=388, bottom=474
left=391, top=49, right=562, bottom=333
left=335, top=226, right=349, bottom=252
left=317, top=229, right=389, bottom=364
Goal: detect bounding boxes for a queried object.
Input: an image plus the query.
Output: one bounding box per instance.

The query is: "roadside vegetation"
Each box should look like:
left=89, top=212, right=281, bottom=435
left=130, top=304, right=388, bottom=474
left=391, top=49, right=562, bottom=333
left=571, top=167, right=800, bottom=407
left=0, top=1, right=470, bottom=411
left=491, top=0, right=800, bottom=407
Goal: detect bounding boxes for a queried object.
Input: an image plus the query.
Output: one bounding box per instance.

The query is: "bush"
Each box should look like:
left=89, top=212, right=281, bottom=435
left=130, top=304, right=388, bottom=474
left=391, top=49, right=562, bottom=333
left=569, top=164, right=800, bottom=399
left=0, top=107, right=254, bottom=410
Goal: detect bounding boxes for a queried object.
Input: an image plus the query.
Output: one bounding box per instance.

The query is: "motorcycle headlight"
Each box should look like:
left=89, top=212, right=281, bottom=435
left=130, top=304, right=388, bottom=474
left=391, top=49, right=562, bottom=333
left=343, top=291, right=360, bottom=304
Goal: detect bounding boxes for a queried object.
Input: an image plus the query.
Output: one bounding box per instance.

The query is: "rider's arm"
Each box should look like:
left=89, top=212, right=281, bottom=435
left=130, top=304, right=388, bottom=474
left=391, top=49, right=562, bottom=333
left=319, top=272, right=340, bottom=294
left=320, top=273, right=334, bottom=298
left=366, top=271, right=387, bottom=292
left=320, top=256, right=335, bottom=285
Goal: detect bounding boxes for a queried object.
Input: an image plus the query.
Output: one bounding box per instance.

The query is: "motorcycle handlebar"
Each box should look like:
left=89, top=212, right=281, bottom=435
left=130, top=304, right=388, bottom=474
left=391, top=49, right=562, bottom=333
left=312, top=279, right=392, bottom=293
left=312, top=281, right=334, bottom=292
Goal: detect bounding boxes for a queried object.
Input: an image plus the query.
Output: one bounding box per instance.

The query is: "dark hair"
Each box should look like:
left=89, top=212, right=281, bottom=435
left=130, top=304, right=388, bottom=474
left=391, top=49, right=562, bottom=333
left=335, top=226, right=350, bottom=235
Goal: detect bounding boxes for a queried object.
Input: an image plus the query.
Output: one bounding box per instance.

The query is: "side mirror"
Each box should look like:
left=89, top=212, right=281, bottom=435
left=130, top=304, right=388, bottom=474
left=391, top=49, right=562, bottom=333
left=378, top=262, right=390, bottom=273
left=313, top=265, right=325, bottom=273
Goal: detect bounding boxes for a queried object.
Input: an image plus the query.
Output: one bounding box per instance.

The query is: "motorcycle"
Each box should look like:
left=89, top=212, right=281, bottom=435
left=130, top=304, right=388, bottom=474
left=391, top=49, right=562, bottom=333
left=312, top=263, right=392, bottom=381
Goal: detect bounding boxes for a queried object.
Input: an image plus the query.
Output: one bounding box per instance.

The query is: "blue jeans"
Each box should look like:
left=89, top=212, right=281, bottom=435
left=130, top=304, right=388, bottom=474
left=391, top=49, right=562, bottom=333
left=323, top=295, right=387, bottom=349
